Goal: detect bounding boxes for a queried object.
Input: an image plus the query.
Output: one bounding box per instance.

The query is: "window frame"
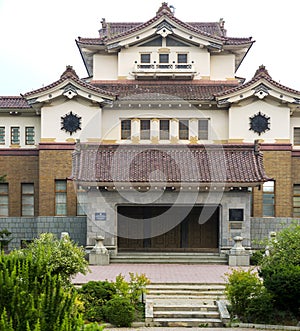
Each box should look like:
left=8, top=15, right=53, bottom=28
left=140, top=119, right=151, bottom=140
left=179, top=119, right=189, bottom=140
left=11, top=127, right=20, bottom=145
left=25, top=127, right=35, bottom=145
left=0, top=183, right=9, bottom=217
left=198, top=119, right=209, bottom=140
left=121, top=119, right=131, bottom=140
left=294, top=127, right=300, bottom=145
left=140, top=53, right=151, bottom=64
left=21, top=183, right=34, bottom=216
left=159, top=119, right=170, bottom=140
left=55, top=180, right=67, bottom=216
left=293, top=184, right=300, bottom=217
left=177, top=53, right=188, bottom=63
left=262, top=181, right=275, bottom=217
left=0, top=127, right=5, bottom=145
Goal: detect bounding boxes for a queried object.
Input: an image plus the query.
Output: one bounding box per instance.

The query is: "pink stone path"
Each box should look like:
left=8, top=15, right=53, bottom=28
left=72, top=264, right=247, bottom=284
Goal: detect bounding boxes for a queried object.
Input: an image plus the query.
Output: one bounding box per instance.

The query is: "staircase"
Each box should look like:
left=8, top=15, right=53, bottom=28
left=145, top=283, right=229, bottom=327
left=110, top=252, right=228, bottom=264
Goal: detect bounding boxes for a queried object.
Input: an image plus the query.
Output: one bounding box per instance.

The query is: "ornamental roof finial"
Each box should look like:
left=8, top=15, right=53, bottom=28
left=156, top=2, right=173, bottom=15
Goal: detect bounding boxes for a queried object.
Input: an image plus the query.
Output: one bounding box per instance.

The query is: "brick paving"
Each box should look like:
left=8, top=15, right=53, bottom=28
left=72, top=264, right=247, bottom=284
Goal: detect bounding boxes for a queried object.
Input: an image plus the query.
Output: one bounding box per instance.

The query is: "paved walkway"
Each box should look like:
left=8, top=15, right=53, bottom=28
left=72, top=263, right=249, bottom=284
left=73, top=265, right=293, bottom=331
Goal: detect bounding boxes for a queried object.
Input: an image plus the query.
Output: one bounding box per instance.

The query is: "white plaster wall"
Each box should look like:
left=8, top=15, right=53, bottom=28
left=210, top=54, right=235, bottom=80
left=0, top=115, right=41, bottom=148
left=229, top=99, right=290, bottom=142
left=41, top=98, right=102, bottom=142
left=93, top=54, right=118, bottom=80
left=118, top=45, right=211, bottom=80
left=101, top=107, right=228, bottom=142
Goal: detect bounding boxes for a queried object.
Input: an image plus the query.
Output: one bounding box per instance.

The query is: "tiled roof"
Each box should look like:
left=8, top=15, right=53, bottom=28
left=216, top=65, right=300, bottom=97
left=0, top=96, right=30, bottom=109
left=91, top=80, right=239, bottom=101
left=24, top=66, right=117, bottom=99
left=79, top=4, right=252, bottom=47
left=72, top=143, right=270, bottom=185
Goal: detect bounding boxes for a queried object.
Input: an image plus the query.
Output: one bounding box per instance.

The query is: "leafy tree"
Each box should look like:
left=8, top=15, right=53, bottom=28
left=259, top=223, right=300, bottom=319
left=19, top=232, right=89, bottom=285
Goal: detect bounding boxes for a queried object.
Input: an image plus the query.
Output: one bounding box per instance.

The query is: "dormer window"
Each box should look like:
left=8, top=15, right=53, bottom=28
left=140, top=120, right=150, bottom=140
left=141, top=53, right=150, bottom=64
left=159, top=54, right=169, bottom=69
left=177, top=53, right=187, bottom=63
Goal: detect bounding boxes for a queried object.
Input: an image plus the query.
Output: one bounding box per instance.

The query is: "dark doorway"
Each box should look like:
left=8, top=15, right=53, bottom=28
left=117, top=205, right=219, bottom=252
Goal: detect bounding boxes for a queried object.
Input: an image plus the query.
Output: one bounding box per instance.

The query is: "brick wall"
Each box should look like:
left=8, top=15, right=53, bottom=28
left=39, top=145, right=77, bottom=216
left=252, top=146, right=292, bottom=217
left=0, top=154, right=39, bottom=216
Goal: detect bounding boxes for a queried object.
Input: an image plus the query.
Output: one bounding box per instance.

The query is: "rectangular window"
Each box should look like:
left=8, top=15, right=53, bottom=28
left=141, top=53, right=150, bottom=63
left=11, top=127, right=20, bottom=145
left=177, top=53, right=187, bottom=63
left=159, top=54, right=169, bottom=63
left=293, top=184, right=300, bottom=217
left=263, top=181, right=275, bottom=217
left=160, top=120, right=170, bottom=140
left=77, top=185, right=87, bottom=216
left=0, top=127, right=5, bottom=145
left=198, top=119, right=209, bottom=140
left=0, top=183, right=9, bottom=217
left=25, top=127, right=35, bottom=145
left=179, top=120, right=189, bottom=140
left=21, top=183, right=34, bottom=216
left=55, top=180, right=67, bottom=216
left=159, top=53, right=169, bottom=69
left=121, top=120, right=131, bottom=140
left=294, top=127, right=300, bottom=145
left=140, top=120, right=150, bottom=140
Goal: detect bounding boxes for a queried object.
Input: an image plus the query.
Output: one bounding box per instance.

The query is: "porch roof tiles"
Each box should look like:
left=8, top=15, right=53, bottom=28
left=71, top=143, right=270, bottom=186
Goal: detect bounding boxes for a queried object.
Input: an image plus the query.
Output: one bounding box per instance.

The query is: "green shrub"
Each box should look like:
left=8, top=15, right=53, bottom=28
left=0, top=250, right=84, bottom=331
left=114, top=272, right=150, bottom=305
left=250, top=249, right=264, bottom=266
left=83, top=322, right=106, bottom=331
left=21, top=233, right=89, bottom=285
left=78, top=281, right=116, bottom=322
left=225, top=268, right=263, bottom=320
left=243, top=287, right=275, bottom=323
left=103, top=297, right=134, bottom=327
left=259, top=264, right=300, bottom=319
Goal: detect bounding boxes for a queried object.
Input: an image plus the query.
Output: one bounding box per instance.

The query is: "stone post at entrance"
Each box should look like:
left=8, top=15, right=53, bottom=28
left=89, top=235, right=110, bottom=265
left=228, top=236, right=250, bottom=266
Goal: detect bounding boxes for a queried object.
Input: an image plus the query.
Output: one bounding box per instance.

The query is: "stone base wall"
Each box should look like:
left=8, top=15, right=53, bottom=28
left=0, top=216, right=86, bottom=250
left=251, top=217, right=300, bottom=248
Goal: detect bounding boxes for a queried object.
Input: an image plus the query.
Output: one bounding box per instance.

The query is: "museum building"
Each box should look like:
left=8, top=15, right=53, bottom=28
left=0, top=3, right=300, bottom=260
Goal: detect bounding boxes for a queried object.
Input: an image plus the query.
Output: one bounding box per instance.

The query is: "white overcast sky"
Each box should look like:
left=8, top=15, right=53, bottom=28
left=0, top=0, right=299, bottom=96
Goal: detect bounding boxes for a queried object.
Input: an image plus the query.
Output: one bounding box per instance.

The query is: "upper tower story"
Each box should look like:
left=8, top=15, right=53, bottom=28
left=76, top=2, right=254, bottom=82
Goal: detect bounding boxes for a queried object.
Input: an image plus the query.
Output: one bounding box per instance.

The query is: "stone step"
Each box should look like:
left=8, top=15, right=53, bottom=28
left=152, top=318, right=223, bottom=327
left=154, top=310, right=220, bottom=318
left=153, top=304, right=218, bottom=312
left=110, top=252, right=228, bottom=264
left=147, top=283, right=226, bottom=290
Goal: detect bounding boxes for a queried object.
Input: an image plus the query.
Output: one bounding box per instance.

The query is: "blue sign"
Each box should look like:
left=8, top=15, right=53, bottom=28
left=95, top=212, right=107, bottom=221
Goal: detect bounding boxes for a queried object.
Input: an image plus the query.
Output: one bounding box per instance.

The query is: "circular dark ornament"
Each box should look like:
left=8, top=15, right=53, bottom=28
left=61, top=111, right=82, bottom=135
left=249, top=111, right=270, bottom=135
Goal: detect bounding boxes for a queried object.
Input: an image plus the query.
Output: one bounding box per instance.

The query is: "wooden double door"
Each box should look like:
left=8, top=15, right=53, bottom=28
left=117, top=205, right=219, bottom=252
